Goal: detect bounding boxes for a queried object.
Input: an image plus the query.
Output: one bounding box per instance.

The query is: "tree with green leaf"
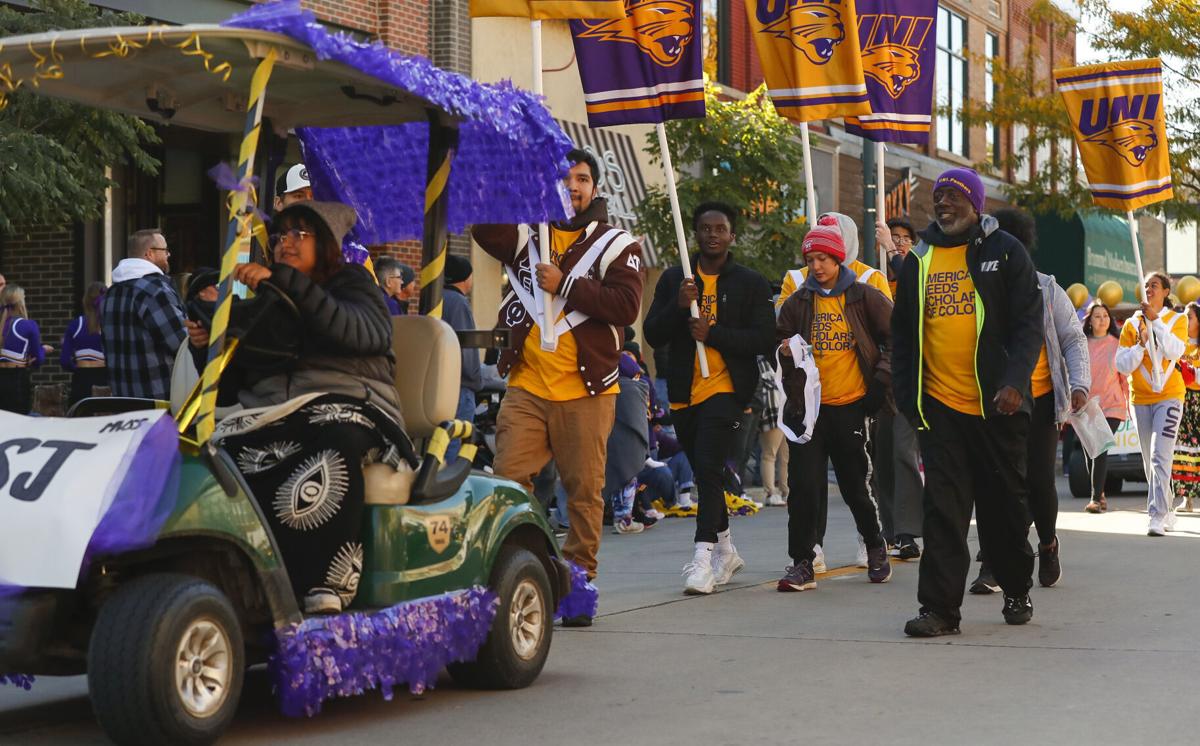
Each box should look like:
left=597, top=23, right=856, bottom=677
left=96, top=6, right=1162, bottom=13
left=0, top=0, right=160, bottom=232
left=958, top=0, right=1200, bottom=222
left=635, top=82, right=809, bottom=281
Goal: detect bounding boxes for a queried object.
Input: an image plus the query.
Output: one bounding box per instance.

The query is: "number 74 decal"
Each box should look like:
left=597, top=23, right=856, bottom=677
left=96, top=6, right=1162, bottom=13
left=422, top=514, right=455, bottom=553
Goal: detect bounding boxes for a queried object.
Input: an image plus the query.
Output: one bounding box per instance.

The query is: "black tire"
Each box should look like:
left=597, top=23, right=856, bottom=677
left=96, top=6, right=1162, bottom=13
left=1067, top=446, right=1091, bottom=498
left=88, top=573, right=245, bottom=746
left=448, top=546, right=552, bottom=690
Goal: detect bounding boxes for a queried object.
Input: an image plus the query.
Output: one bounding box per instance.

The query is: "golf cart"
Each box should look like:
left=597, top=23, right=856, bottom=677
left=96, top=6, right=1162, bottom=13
left=0, top=4, right=583, bottom=744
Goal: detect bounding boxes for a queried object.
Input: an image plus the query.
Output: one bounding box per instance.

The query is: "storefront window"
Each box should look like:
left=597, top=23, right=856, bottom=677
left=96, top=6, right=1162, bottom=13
left=937, top=7, right=968, bottom=157
left=702, top=0, right=730, bottom=85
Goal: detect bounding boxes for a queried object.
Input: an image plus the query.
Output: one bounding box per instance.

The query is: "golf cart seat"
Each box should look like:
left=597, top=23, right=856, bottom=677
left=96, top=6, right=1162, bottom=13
left=362, top=315, right=462, bottom=506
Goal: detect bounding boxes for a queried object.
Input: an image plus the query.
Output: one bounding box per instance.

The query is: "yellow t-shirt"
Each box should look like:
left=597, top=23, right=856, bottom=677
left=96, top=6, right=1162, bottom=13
left=671, top=270, right=735, bottom=409
left=508, top=227, right=618, bottom=402
left=1119, top=310, right=1187, bottom=405
left=922, top=245, right=981, bottom=415
left=812, top=293, right=866, bottom=405
left=776, top=259, right=892, bottom=308
left=1031, top=344, right=1053, bottom=399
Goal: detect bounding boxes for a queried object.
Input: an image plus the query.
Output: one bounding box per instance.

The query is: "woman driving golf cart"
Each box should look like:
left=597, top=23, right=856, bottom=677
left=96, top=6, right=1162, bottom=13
left=200, top=199, right=409, bottom=615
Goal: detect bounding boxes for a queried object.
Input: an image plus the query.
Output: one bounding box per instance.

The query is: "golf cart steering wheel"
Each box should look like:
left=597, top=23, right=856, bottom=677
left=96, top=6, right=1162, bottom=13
left=233, top=277, right=302, bottom=369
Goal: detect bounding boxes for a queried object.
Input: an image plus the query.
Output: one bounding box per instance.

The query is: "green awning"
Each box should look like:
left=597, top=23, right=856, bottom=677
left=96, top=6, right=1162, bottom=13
left=1079, top=210, right=1140, bottom=302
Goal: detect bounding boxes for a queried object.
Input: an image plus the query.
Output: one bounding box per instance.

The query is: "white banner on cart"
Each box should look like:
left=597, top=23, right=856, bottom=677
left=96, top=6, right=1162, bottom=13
left=0, top=409, right=168, bottom=589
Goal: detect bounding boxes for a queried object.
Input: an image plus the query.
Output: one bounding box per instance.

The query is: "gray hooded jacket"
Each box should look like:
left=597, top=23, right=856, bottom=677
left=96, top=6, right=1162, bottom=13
left=1038, top=272, right=1091, bottom=424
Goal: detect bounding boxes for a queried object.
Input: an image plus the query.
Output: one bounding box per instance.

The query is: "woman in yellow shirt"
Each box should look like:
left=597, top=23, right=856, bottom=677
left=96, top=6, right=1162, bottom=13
left=1115, top=272, right=1188, bottom=536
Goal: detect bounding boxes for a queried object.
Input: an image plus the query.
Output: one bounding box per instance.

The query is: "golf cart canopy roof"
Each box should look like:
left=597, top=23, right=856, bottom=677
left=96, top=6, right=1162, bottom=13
left=0, top=25, right=447, bottom=133
left=0, top=0, right=574, bottom=242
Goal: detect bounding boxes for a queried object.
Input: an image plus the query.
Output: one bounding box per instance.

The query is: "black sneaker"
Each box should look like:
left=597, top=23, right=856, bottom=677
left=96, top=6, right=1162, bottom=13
left=904, top=610, right=961, bottom=637
left=896, top=536, right=921, bottom=561
left=1038, top=537, right=1061, bottom=588
left=561, top=614, right=593, bottom=627
left=1002, top=594, right=1033, bottom=625
left=969, top=562, right=1000, bottom=594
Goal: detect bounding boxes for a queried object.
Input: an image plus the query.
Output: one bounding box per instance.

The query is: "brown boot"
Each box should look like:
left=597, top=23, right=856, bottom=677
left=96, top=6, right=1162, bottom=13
left=1099, top=495, right=1108, bottom=512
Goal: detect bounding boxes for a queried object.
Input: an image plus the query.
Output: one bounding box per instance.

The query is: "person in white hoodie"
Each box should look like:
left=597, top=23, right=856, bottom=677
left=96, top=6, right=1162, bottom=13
left=101, top=229, right=187, bottom=400
left=1115, top=271, right=1189, bottom=536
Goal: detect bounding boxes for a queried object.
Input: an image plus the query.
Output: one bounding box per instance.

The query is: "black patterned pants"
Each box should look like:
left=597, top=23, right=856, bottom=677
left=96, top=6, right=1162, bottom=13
left=222, top=402, right=386, bottom=606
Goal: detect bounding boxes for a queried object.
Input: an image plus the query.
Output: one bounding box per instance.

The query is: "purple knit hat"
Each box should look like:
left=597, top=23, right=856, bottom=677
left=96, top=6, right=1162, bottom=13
left=934, top=167, right=986, bottom=215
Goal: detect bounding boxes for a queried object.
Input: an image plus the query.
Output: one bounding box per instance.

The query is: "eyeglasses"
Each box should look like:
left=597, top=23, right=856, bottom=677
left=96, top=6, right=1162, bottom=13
left=890, top=234, right=913, bottom=246
left=269, top=229, right=314, bottom=248
left=151, top=246, right=171, bottom=256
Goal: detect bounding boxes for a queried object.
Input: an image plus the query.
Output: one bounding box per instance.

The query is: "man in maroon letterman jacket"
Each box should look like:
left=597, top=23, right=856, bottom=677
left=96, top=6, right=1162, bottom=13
left=471, top=149, right=644, bottom=626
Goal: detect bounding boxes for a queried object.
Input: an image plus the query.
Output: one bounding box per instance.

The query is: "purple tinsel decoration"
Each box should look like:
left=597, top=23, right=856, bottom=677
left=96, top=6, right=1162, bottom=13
left=0, top=674, right=34, bottom=690
left=270, top=587, right=498, bottom=717
left=223, top=1, right=574, bottom=245
left=555, top=562, right=598, bottom=621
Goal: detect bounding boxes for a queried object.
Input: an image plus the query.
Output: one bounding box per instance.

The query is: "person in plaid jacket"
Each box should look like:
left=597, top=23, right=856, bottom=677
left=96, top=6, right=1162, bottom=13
left=102, top=229, right=187, bottom=400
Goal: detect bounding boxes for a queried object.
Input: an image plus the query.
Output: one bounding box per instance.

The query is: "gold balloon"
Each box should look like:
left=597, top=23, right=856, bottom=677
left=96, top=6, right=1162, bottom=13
left=1096, top=280, right=1124, bottom=308
left=1176, top=275, right=1200, bottom=304
left=1065, top=283, right=1089, bottom=309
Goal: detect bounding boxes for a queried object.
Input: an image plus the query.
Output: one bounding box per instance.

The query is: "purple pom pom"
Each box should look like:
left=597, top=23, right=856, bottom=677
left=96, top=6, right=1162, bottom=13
left=555, top=562, right=598, bottom=620
left=269, top=587, right=498, bottom=717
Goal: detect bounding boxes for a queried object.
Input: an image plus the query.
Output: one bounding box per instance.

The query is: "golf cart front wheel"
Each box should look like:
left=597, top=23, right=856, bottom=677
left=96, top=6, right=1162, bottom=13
left=449, top=545, right=552, bottom=689
left=88, top=573, right=245, bottom=746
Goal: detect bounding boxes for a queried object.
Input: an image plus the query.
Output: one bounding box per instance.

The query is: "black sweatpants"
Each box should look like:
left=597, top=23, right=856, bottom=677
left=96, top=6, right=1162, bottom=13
left=786, top=399, right=884, bottom=563
left=1026, top=393, right=1060, bottom=546
left=1085, top=417, right=1124, bottom=500
left=673, top=393, right=742, bottom=543
left=917, top=397, right=1034, bottom=622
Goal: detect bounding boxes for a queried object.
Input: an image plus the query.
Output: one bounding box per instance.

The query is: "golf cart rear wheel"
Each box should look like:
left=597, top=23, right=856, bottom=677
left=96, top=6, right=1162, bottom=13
left=449, top=545, right=552, bottom=690
left=88, top=573, right=245, bottom=746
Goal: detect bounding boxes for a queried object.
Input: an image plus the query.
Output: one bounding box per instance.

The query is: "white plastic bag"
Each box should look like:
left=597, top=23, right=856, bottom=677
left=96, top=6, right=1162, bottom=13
left=1069, top=397, right=1116, bottom=460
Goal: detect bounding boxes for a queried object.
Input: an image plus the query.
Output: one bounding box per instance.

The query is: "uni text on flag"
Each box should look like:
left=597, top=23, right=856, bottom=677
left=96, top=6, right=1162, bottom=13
left=1054, top=58, right=1173, bottom=211
left=744, top=0, right=871, bottom=123
left=570, top=1, right=706, bottom=127
left=469, top=0, right=626, bottom=18
left=842, top=0, right=937, bottom=144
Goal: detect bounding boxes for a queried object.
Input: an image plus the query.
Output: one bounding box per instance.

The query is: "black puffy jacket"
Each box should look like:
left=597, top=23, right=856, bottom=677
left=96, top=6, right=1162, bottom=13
left=643, top=253, right=776, bottom=408
left=229, top=262, right=402, bottom=421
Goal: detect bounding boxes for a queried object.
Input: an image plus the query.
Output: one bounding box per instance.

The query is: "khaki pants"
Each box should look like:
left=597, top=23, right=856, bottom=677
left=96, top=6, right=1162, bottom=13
left=758, top=427, right=790, bottom=497
left=495, top=387, right=616, bottom=579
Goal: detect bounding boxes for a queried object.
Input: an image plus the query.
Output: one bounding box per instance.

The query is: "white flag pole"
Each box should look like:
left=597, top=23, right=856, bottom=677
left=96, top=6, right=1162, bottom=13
left=531, top=20, right=558, bottom=351
left=656, top=122, right=710, bottom=378
left=876, top=141, right=887, bottom=273
left=799, top=122, right=818, bottom=228
left=1126, top=209, right=1160, bottom=386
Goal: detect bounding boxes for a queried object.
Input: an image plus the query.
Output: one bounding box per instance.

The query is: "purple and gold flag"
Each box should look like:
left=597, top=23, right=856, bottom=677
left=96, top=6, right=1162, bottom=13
left=569, top=1, right=705, bottom=127
left=469, top=0, right=625, bottom=18
left=843, top=0, right=937, bottom=144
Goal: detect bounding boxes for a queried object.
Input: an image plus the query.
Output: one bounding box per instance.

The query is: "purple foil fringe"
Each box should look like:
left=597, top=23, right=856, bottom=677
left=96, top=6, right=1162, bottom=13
left=223, top=1, right=574, bottom=244
left=555, top=562, right=598, bottom=620
left=269, top=587, right=498, bottom=717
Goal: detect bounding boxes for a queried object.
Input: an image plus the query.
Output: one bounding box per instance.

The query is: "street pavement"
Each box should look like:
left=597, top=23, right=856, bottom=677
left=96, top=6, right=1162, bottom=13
left=3, top=476, right=1198, bottom=745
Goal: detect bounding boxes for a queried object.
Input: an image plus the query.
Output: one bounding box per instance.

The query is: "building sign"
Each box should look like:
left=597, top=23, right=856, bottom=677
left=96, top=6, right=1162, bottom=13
left=884, top=167, right=917, bottom=219
left=557, top=120, right=657, bottom=265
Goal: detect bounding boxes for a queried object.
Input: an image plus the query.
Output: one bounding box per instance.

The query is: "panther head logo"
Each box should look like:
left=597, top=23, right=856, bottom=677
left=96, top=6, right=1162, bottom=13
left=761, top=1, right=846, bottom=66
left=577, top=0, right=696, bottom=68
left=1084, top=120, right=1158, bottom=167
left=862, top=43, right=920, bottom=98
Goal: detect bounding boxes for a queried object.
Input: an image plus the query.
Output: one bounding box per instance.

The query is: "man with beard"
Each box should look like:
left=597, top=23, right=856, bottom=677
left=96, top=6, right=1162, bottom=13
left=471, top=149, right=644, bottom=627
left=891, top=168, right=1043, bottom=636
left=644, top=202, right=775, bottom=596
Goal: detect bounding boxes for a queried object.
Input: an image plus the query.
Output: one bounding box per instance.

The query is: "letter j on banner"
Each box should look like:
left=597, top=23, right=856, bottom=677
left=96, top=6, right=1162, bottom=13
left=1055, top=58, right=1174, bottom=211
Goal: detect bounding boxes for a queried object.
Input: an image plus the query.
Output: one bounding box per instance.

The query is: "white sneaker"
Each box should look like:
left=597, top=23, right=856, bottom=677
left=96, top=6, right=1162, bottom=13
left=1148, top=517, right=1166, bottom=536
left=683, top=548, right=715, bottom=595
left=645, top=457, right=667, bottom=469
left=644, top=508, right=666, bottom=521
left=676, top=490, right=696, bottom=509
left=812, top=545, right=827, bottom=574
left=712, top=545, right=745, bottom=585
left=613, top=516, right=644, bottom=535
left=1164, top=510, right=1178, bottom=531
left=856, top=535, right=869, bottom=568
left=765, top=492, right=787, bottom=507
left=743, top=492, right=764, bottom=509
